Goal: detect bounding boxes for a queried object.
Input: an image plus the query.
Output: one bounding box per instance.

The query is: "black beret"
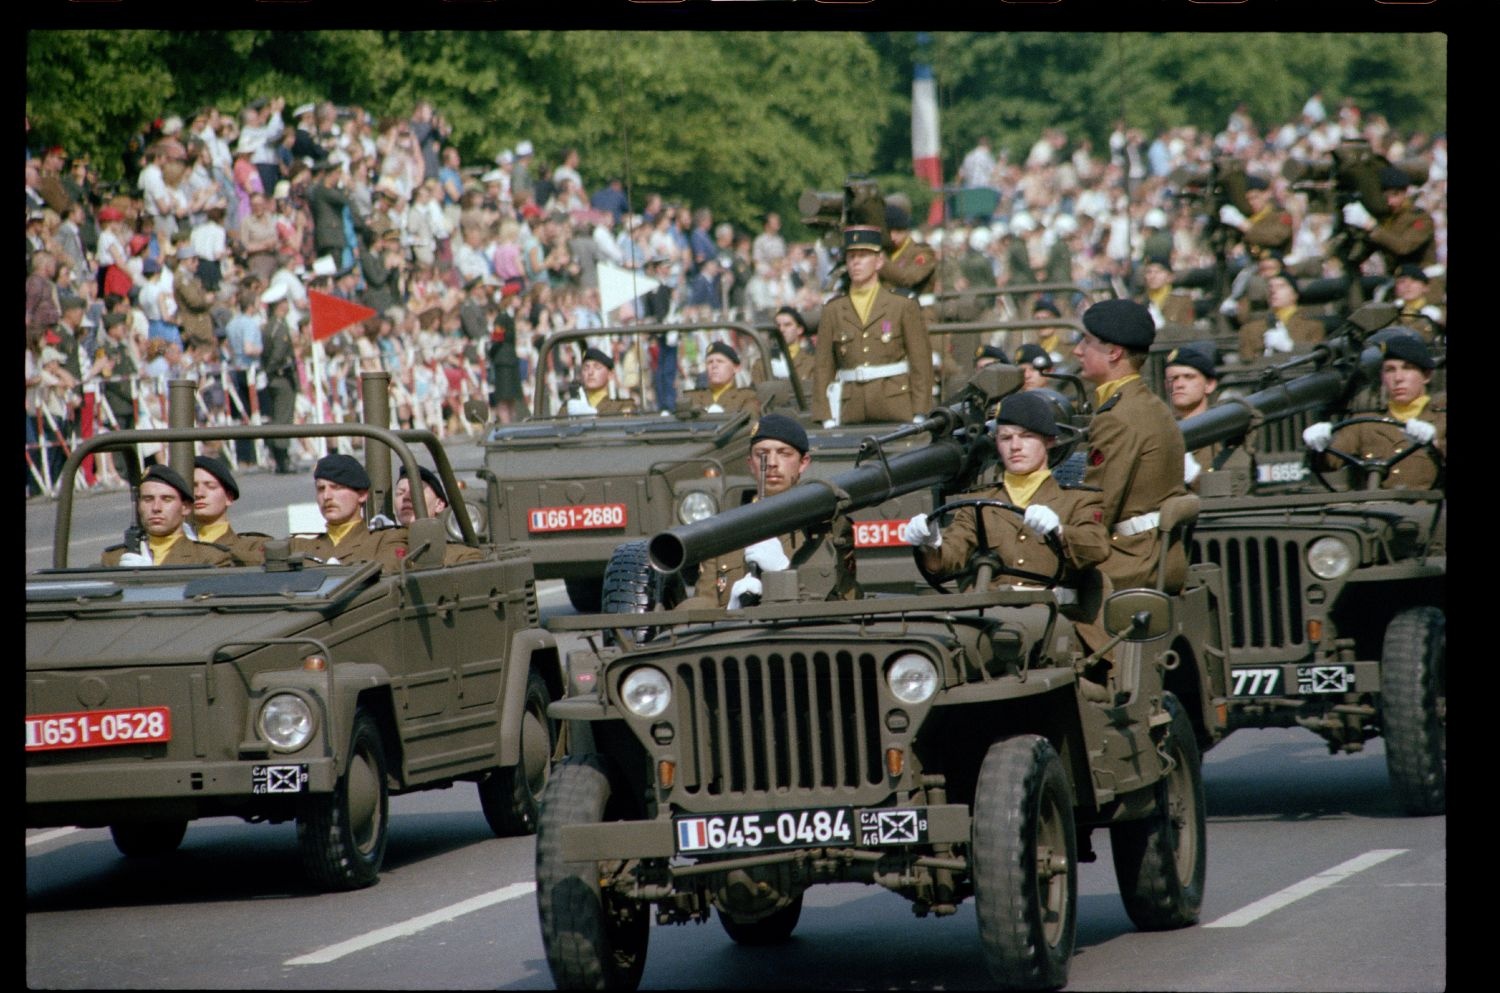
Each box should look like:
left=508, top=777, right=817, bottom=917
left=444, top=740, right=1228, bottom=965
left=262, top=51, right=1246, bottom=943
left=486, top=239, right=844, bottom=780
left=1082, top=299, right=1156, bottom=351
left=398, top=463, right=447, bottom=505
left=1379, top=331, right=1436, bottom=370
left=1379, top=165, right=1412, bottom=190
left=1143, top=254, right=1173, bottom=272
left=1164, top=344, right=1218, bottom=379
left=582, top=346, right=614, bottom=371
left=1245, top=174, right=1270, bottom=191
left=1269, top=271, right=1300, bottom=296
left=995, top=391, right=1058, bottom=438
left=750, top=413, right=809, bottom=454
left=976, top=344, right=1010, bottom=363
left=314, top=453, right=371, bottom=490
left=1031, top=296, right=1060, bottom=318
left=707, top=341, right=741, bottom=365
left=104, top=312, right=127, bottom=328
left=1394, top=263, right=1429, bottom=282
left=843, top=225, right=883, bottom=253
left=1014, top=343, right=1053, bottom=369
left=193, top=455, right=239, bottom=500
left=140, top=464, right=193, bottom=501
left=884, top=201, right=912, bottom=231
left=775, top=306, right=807, bottom=331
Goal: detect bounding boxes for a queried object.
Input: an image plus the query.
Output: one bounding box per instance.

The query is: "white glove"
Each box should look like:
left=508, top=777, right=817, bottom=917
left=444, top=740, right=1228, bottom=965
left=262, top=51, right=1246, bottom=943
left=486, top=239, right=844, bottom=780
left=1263, top=324, right=1295, bottom=354
left=727, top=573, right=761, bottom=610
left=743, top=536, right=790, bottom=574
left=117, top=551, right=153, bottom=567
left=1342, top=201, right=1376, bottom=231
left=903, top=512, right=941, bottom=548
left=325, top=556, right=341, bottom=565
left=1402, top=418, right=1436, bottom=446
left=368, top=513, right=396, bottom=530
left=705, top=403, right=725, bottom=414
left=1184, top=451, right=1202, bottom=486
left=665, top=330, right=680, bottom=346
left=1023, top=503, right=1062, bottom=537
left=1420, top=305, right=1444, bottom=324
left=1303, top=421, right=1333, bottom=453
left=1218, top=296, right=1240, bottom=316
left=565, top=397, right=596, bottom=416
left=822, top=419, right=838, bottom=429
left=1218, top=204, right=1248, bottom=230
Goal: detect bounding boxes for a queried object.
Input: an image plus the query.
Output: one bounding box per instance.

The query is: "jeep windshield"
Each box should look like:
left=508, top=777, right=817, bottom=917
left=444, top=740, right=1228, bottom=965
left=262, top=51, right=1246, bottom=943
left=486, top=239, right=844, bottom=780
left=26, top=561, right=382, bottom=611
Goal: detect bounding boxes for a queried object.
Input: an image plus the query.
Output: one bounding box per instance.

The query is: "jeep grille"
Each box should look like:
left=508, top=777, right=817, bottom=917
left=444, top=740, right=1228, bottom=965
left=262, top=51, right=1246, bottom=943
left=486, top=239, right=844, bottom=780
left=672, top=649, right=885, bottom=806
left=1193, top=535, right=1306, bottom=650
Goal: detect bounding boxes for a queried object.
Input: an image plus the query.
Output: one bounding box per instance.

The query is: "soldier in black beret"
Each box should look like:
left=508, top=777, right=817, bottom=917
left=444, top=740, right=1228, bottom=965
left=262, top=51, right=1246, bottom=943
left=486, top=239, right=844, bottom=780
left=813, top=225, right=933, bottom=426
left=394, top=463, right=485, bottom=563
left=1237, top=270, right=1325, bottom=359
left=975, top=344, right=1010, bottom=368
left=1218, top=172, right=1295, bottom=262
left=290, top=454, right=407, bottom=569
left=1136, top=255, right=1195, bottom=329
left=1164, top=345, right=1221, bottom=489
left=1339, top=163, right=1437, bottom=284
left=101, top=464, right=235, bottom=567
left=1013, top=342, right=1054, bottom=391
left=680, top=339, right=759, bottom=415
left=1391, top=263, right=1444, bottom=343
left=567, top=345, right=638, bottom=416
left=190, top=455, right=269, bottom=565
left=880, top=198, right=936, bottom=300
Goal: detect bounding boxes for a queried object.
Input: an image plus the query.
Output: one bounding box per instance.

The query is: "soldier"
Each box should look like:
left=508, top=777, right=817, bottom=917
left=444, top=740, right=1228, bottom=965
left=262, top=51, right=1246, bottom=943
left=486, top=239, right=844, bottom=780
left=684, top=414, right=858, bottom=609
left=1303, top=332, right=1444, bottom=491
left=679, top=341, right=759, bottom=415
left=190, top=455, right=269, bottom=565
left=904, top=391, right=1109, bottom=590
left=260, top=282, right=298, bottom=474
left=1029, top=296, right=1073, bottom=369
left=1162, top=344, right=1221, bottom=489
left=1235, top=271, right=1324, bottom=360
left=393, top=463, right=485, bottom=564
left=1074, top=299, right=1189, bottom=592
left=1217, top=174, right=1294, bottom=261
left=1137, top=255, right=1195, bottom=329
left=101, top=464, right=235, bottom=567
left=1342, top=165, right=1438, bottom=279
left=1014, top=343, right=1054, bottom=391
left=565, top=346, right=638, bottom=415
left=813, top=225, right=933, bottom=427
left=1390, top=264, right=1445, bottom=344
left=879, top=200, right=936, bottom=300
left=289, top=454, right=408, bottom=570
left=974, top=344, right=1009, bottom=370
left=771, top=306, right=817, bottom=388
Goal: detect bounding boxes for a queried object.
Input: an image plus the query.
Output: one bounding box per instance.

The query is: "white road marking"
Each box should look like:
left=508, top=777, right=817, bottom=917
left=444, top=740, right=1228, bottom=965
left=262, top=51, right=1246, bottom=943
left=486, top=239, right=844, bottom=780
left=1204, top=849, right=1407, bottom=928
left=284, top=881, right=536, bottom=965
left=26, top=827, right=81, bottom=848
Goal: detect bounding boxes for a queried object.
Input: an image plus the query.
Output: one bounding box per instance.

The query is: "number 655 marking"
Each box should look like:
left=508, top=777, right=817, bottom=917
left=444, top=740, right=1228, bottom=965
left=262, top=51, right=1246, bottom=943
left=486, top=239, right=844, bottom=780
left=1231, top=667, right=1281, bottom=696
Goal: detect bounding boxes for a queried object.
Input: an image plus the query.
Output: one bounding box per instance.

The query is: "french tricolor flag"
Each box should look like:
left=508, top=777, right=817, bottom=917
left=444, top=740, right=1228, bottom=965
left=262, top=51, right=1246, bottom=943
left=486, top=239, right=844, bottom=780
left=677, top=818, right=708, bottom=851
left=912, top=38, right=944, bottom=227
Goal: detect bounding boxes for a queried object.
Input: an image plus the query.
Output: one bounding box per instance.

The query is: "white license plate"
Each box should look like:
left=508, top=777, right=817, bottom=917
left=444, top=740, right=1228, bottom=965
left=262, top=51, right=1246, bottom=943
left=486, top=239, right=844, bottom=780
left=25, top=706, right=172, bottom=752
left=527, top=503, right=627, bottom=533
left=674, top=806, right=931, bottom=855
left=853, top=519, right=911, bottom=549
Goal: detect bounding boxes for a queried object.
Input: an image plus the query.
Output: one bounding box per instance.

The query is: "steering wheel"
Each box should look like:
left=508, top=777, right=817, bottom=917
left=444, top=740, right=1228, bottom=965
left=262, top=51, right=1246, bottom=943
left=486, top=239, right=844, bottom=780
left=913, top=498, right=1068, bottom=595
left=1309, top=415, right=1444, bottom=492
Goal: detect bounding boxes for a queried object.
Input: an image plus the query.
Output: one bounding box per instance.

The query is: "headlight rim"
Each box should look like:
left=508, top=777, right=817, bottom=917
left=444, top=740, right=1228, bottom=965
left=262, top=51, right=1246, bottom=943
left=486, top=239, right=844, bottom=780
left=886, top=652, right=940, bottom=706
left=1306, top=536, right=1355, bottom=580
left=258, top=691, right=317, bottom=753
left=677, top=490, right=718, bottom=526
left=620, top=665, right=673, bottom=719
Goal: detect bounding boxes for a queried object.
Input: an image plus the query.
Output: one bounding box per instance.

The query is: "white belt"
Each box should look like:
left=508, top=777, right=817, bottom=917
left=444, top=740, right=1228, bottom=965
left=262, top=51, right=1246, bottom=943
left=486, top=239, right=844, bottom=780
left=1114, top=512, right=1160, bottom=537
left=836, top=360, right=911, bottom=384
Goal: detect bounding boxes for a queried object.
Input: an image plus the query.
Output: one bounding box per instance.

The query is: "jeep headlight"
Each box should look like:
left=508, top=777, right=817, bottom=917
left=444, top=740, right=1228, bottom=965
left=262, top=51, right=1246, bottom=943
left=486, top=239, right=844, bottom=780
left=621, top=667, right=672, bottom=718
left=887, top=653, right=939, bottom=705
left=259, top=693, right=315, bottom=751
left=677, top=491, right=717, bottom=525
left=1307, top=537, right=1354, bottom=580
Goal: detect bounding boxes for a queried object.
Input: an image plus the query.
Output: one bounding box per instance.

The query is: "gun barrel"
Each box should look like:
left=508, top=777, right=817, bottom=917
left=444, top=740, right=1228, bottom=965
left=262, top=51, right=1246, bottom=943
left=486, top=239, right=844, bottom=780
left=1180, top=367, right=1349, bottom=451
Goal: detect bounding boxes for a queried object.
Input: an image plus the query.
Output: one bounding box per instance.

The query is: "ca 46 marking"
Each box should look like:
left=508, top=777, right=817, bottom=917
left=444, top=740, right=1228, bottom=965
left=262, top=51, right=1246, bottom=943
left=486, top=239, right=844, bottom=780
left=1230, top=667, right=1281, bottom=696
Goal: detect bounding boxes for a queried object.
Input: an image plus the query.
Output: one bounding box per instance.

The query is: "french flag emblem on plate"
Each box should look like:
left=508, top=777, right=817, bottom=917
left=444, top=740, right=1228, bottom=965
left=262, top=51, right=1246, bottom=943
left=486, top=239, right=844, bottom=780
left=677, top=818, right=708, bottom=851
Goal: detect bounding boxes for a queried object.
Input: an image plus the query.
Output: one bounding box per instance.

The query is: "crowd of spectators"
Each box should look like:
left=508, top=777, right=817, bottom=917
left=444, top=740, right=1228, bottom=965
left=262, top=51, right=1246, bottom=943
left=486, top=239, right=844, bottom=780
left=24, top=91, right=1447, bottom=499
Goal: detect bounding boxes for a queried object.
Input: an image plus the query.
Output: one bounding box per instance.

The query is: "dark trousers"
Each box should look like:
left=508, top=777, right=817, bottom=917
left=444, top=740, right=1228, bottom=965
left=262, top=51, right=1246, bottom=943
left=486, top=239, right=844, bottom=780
left=266, top=376, right=297, bottom=470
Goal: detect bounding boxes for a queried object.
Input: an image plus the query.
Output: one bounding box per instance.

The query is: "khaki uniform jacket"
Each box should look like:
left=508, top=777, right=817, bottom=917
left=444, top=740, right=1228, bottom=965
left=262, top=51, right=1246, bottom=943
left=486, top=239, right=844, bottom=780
left=174, top=272, right=217, bottom=349
left=813, top=287, right=933, bottom=424
left=1237, top=308, right=1326, bottom=360
left=881, top=238, right=937, bottom=297
left=1368, top=205, right=1437, bottom=271
left=594, top=396, right=638, bottom=416
left=684, top=515, right=859, bottom=609
left=202, top=523, right=269, bottom=566
left=1326, top=394, right=1446, bottom=490
left=102, top=535, right=235, bottom=567
left=1141, top=291, right=1196, bottom=328
left=929, top=476, right=1109, bottom=586
left=1242, top=206, right=1295, bottom=258
left=679, top=387, right=760, bottom=417
left=1398, top=300, right=1445, bottom=344
left=290, top=524, right=408, bottom=572
left=396, top=523, right=487, bottom=566
left=1084, top=378, right=1189, bottom=591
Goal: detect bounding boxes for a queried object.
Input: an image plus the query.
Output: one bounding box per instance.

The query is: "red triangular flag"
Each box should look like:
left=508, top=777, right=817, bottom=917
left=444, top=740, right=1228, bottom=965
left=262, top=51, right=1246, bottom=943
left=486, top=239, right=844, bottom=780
left=309, top=290, right=377, bottom=342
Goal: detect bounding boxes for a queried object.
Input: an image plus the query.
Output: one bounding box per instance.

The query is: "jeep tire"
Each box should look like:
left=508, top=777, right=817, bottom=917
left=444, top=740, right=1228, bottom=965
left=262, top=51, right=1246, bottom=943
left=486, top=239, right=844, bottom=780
left=718, top=894, right=804, bottom=945
left=564, top=577, right=604, bottom=614
left=297, top=709, right=389, bottom=891
left=479, top=668, right=554, bottom=836
left=1381, top=606, right=1446, bottom=816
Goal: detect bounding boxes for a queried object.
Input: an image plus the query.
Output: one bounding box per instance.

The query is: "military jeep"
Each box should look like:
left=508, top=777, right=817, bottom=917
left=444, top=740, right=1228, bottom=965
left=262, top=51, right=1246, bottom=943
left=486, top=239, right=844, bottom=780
left=26, top=374, right=562, bottom=890
left=532, top=367, right=1227, bottom=990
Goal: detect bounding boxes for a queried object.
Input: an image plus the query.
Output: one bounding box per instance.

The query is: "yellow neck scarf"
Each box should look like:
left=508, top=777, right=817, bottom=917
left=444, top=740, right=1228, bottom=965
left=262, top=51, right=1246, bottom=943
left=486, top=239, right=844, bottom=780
left=1273, top=305, right=1298, bottom=324
left=197, top=520, right=230, bottom=545
left=1003, top=467, right=1052, bottom=508
left=326, top=517, right=361, bottom=546
left=850, top=281, right=879, bottom=324
left=1038, top=332, right=1060, bottom=355
left=788, top=341, right=801, bottom=359
left=1388, top=394, right=1431, bottom=423
left=586, top=387, right=609, bottom=408
left=147, top=531, right=183, bottom=563
left=1147, top=286, right=1171, bottom=307
left=890, top=237, right=909, bottom=261
left=710, top=382, right=734, bottom=403
left=1094, top=373, right=1140, bottom=408
left=1401, top=297, right=1427, bottom=314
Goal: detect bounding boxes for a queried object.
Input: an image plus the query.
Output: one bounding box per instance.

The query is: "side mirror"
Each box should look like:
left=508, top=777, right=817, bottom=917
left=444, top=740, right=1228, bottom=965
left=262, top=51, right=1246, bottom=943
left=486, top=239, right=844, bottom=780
left=1102, top=589, right=1175, bottom=642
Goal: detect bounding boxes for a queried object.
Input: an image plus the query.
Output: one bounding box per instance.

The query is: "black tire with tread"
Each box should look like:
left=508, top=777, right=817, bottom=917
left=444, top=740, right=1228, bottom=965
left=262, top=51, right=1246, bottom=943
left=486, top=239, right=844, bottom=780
left=1381, top=606, right=1446, bottom=816
left=536, top=755, right=649, bottom=991
left=717, top=894, right=804, bottom=945
left=565, top=577, right=604, bottom=614
left=601, top=539, right=683, bottom=644
left=972, top=735, right=1078, bottom=991
left=478, top=668, right=555, bottom=836
left=109, top=819, right=188, bottom=857
left=1109, top=692, right=1206, bottom=931
left=297, top=709, right=389, bottom=891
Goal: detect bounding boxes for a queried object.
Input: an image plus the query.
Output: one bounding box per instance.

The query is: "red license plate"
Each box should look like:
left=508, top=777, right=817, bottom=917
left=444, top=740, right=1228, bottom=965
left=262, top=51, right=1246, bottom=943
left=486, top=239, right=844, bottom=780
left=25, top=706, right=172, bottom=752
left=853, top=519, right=912, bottom=549
left=527, top=503, right=628, bottom=533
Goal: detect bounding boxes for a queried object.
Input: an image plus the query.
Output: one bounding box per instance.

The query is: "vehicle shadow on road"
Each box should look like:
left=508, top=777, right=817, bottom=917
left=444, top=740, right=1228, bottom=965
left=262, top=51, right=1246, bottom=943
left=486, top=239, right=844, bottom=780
left=1202, top=730, right=1406, bottom=821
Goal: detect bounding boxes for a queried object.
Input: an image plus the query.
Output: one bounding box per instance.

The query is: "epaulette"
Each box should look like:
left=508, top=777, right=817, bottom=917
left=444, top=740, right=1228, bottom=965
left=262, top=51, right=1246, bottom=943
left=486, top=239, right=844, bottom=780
left=1096, top=392, right=1123, bottom=414
left=240, top=531, right=274, bottom=539
left=1058, top=482, right=1104, bottom=492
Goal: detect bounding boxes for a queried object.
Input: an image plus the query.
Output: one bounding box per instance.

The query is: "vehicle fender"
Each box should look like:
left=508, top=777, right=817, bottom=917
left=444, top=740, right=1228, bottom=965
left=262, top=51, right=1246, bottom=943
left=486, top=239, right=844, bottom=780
left=247, top=663, right=392, bottom=776
left=497, top=628, right=562, bottom=767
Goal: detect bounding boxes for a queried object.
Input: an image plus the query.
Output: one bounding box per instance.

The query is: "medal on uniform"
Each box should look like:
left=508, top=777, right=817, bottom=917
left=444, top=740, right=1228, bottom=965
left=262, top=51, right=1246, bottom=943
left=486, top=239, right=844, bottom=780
left=880, top=320, right=892, bottom=343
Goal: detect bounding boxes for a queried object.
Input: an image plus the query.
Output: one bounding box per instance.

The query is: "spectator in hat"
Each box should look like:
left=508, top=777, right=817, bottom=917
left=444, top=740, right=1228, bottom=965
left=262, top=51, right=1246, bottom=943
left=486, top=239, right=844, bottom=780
left=1303, top=332, right=1444, bottom=491
left=289, top=454, right=408, bottom=570
left=95, top=206, right=135, bottom=298
left=100, top=465, right=235, bottom=567
left=974, top=343, right=1010, bottom=370
left=880, top=199, right=937, bottom=299
left=1340, top=165, right=1438, bottom=278
left=812, top=225, right=933, bottom=426
left=565, top=346, right=637, bottom=416
left=1163, top=344, right=1221, bottom=489
left=393, top=464, right=486, bottom=564
left=1390, top=264, right=1444, bottom=343
left=680, top=340, right=759, bottom=416
left=906, top=390, right=1109, bottom=594
left=1028, top=296, right=1073, bottom=368
left=190, top=455, right=268, bottom=565
left=1235, top=271, right=1323, bottom=360
left=1073, top=298, right=1189, bottom=592
left=684, top=413, right=860, bottom=609
left=1216, top=173, right=1294, bottom=261
left=1136, top=254, right=1195, bottom=329
left=93, top=312, right=140, bottom=479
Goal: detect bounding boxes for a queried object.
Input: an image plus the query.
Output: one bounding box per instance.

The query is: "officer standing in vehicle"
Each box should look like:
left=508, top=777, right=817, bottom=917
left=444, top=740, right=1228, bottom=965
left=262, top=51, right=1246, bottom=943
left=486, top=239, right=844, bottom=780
left=289, top=454, right=407, bottom=570
left=1073, top=299, right=1189, bottom=592
left=1341, top=165, right=1439, bottom=281
left=684, top=414, right=859, bottom=609
left=102, top=464, right=235, bottom=567
left=813, top=225, right=933, bottom=426
left=679, top=341, right=760, bottom=415
left=190, top=455, right=268, bottom=565
left=1162, top=344, right=1221, bottom=490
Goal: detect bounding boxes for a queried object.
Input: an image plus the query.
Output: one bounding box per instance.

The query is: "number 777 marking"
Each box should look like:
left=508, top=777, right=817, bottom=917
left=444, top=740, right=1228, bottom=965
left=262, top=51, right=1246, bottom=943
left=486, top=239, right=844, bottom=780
left=1231, top=668, right=1281, bottom=696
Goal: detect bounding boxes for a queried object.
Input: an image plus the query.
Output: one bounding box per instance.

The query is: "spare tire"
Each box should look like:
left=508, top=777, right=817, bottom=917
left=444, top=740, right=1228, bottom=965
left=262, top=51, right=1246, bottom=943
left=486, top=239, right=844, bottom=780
left=601, top=540, right=685, bottom=644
